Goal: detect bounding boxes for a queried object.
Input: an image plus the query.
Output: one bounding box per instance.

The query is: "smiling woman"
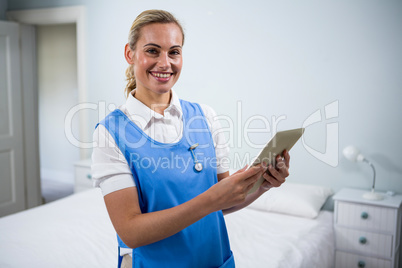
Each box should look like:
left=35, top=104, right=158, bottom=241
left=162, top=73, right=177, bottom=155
left=124, top=10, right=185, bottom=99
left=124, top=22, right=183, bottom=112
left=91, top=9, right=290, bottom=268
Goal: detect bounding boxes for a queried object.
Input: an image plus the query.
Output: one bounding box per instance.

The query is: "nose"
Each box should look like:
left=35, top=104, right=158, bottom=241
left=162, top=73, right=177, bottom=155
left=157, top=52, right=170, bottom=70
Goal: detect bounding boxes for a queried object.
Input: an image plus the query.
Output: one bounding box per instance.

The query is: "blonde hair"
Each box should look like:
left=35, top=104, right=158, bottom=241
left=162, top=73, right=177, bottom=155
left=124, top=9, right=185, bottom=98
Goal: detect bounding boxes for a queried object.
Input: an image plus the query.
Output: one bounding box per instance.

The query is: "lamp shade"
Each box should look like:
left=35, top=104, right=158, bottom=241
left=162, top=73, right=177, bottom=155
left=342, top=145, right=382, bottom=200
left=343, top=146, right=361, bottom=162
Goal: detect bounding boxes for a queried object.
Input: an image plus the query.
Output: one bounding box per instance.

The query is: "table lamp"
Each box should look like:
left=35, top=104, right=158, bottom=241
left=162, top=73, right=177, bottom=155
left=342, top=145, right=383, bottom=200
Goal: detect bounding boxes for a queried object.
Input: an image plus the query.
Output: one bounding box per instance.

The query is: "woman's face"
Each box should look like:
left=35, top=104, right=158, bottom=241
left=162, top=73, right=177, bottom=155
left=130, top=23, right=183, bottom=96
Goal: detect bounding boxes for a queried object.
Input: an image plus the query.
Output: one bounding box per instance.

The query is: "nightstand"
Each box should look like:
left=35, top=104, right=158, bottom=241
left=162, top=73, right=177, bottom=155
left=333, top=188, right=402, bottom=268
left=73, top=159, right=92, bottom=193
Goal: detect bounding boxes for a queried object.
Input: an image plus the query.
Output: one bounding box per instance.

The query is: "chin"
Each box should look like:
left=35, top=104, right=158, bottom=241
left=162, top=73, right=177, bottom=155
left=151, top=83, right=175, bottom=94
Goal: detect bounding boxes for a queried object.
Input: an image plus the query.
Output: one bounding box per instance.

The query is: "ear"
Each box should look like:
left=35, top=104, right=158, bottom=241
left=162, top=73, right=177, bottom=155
left=124, top=43, right=135, bottom=64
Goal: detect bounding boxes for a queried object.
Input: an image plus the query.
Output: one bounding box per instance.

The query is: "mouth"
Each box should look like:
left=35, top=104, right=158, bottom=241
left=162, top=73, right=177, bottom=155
left=149, top=71, right=173, bottom=81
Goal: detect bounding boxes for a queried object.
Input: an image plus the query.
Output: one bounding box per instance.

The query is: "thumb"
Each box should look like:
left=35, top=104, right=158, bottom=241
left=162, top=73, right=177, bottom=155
left=233, top=165, right=248, bottom=175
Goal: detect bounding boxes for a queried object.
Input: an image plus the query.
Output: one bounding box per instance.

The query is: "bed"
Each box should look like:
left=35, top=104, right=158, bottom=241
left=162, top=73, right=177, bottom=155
left=0, top=183, right=335, bottom=267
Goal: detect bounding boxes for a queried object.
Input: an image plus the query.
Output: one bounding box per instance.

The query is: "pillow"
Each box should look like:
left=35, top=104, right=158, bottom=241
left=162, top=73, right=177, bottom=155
left=247, top=182, right=334, bottom=219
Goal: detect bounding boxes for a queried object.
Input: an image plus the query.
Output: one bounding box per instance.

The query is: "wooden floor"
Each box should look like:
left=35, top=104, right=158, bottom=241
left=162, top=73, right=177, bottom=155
left=41, top=178, right=74, bottom=203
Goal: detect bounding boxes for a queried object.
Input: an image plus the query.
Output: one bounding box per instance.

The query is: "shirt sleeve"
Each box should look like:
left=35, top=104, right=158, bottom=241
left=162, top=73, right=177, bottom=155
left=91, top=124, right=136, bottom=196
left=199, top=103, right=230, bottom=174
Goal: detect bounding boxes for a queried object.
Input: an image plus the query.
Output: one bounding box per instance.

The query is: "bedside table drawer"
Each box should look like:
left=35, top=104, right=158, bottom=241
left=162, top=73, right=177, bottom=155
left=337, top=202, right=395, bottom=232
left=335, top=251, right=391, bottom=268
left=335, top=227, right=393, bottom=258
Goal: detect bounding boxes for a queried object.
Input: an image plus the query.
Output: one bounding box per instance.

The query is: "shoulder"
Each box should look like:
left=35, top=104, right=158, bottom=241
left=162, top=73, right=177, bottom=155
left=97, top=108, right=127, bottom=128
left=178, top=99, right=215, bottom=118
left=179, top=99, right=217, bottom=117
left=101, top=108, right=126, bottom=120
left=198, top=103, right=221, bottom=133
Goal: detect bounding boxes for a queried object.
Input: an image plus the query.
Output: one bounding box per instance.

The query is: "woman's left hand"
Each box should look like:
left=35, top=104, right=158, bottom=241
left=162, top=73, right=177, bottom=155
left=222, top=150, right=290, bottom=215
left=260, top=150, right=290, bottom=191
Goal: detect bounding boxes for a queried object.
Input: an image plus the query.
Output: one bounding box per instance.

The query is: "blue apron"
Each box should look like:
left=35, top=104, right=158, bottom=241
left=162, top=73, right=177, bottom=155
left=98, top=99, right=235, bottom=268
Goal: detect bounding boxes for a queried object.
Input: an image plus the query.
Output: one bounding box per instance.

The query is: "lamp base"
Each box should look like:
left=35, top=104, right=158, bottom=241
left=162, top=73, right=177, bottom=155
left=362, top=191, right=383, bottom=201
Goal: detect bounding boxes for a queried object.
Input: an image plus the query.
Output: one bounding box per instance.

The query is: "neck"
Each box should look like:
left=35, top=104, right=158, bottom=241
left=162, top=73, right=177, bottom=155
left=133, top=88, right=171, bottom=115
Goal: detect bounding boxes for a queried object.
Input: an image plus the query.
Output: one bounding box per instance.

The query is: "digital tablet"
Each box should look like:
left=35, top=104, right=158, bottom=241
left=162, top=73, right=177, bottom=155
left=246, top=128, right=305, bottom=194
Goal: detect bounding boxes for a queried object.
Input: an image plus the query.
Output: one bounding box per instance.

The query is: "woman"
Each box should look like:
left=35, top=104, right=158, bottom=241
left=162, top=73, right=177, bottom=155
left=92, top=9, right=290, bottom=268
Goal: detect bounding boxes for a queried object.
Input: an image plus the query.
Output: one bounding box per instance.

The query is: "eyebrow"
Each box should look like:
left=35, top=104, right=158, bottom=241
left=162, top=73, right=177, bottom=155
left=144, top=43, right=182, bottom=49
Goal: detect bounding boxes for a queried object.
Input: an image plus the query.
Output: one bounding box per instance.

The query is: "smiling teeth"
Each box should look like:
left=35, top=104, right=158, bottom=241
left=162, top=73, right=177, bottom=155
left=153, top=73, right=171, bottom=78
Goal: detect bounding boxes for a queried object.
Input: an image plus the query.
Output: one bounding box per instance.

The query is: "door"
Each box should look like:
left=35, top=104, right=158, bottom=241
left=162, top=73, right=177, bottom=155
left=0, top=20, right=26, bottom=217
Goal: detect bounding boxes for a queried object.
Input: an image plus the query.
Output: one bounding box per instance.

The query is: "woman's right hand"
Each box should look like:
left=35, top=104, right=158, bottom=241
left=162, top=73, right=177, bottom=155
left=104, top=164, right=266, bottom=249
left=205, top=164, right=267, bottom=211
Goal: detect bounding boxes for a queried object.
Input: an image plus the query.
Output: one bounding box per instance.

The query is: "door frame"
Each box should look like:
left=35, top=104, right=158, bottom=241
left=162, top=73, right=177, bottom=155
left=0, top=20, right=26, bottom=215
left=6, top=6, right=87, bottom=209
left=7, top=6, right=88, bottom=159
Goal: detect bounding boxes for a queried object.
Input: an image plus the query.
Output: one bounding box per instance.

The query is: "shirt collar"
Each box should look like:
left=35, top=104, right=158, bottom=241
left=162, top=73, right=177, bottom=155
left=125, top=89, right=183, bottom=126
left=167, top=89, right=183, bottom=116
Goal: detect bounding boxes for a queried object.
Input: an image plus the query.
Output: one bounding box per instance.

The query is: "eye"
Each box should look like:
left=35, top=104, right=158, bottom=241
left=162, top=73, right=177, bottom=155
left=170, top=49, right=181, bottom=56
left=146, top=48, right=158, bottom=54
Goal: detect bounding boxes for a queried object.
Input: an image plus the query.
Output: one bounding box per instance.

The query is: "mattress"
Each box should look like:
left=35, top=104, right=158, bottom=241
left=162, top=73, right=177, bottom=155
left=0, top=189, right=117, bottom=267
left=225, top=208, right=335, bottom=268
left=0, top=188, right=334, bottom=267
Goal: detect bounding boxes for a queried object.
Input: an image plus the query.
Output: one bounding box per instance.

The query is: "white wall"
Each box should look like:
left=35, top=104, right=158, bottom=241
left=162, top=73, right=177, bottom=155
left=37, top=24, right=79, bottom=182
left=8, top=0, right=402, bottom=195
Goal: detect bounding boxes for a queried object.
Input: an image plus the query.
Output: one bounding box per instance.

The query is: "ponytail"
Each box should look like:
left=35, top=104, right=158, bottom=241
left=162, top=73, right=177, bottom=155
left=125, top=65, right=136, bottom=98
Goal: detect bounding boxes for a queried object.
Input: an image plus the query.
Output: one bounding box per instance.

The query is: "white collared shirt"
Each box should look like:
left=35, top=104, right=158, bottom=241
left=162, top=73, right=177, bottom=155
left=91, top=90, right=230, bottom=196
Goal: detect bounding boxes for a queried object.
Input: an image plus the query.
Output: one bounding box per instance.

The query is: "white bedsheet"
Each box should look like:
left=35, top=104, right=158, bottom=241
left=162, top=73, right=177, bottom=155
left=0, top=189, right=117, bottom=268
left=225, top=208, right=335, bottom=268
left=0, top=188, right=334, bottom=267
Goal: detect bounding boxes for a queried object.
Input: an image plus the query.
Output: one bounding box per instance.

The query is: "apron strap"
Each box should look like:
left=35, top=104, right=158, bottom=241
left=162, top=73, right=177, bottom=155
left=117, top=247, right=123, bottom=268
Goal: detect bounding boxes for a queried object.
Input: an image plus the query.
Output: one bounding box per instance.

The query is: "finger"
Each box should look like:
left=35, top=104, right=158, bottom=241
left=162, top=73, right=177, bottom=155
left=230, top=165, right=263, bottom=185
left=283, top=150, right=290, bottom=168
left=275, top=155, right=286, bottom=170
left=268, top=163, right=280, bottom=177
left=275, top=157, right=289, bottom=177
left=250, top=162, right=268, bottom=181
left=244, top=167, right=266, bottom=188
left=249, top=167, right=266, bottom=182
left=233, top=165, right=248, bottom=175
left=245, top=178, right=259, bottom=192
left=260, top=180, right=273, bottom=191
left=242, top=164, right=266, bottom=178
left=267, top=164, right=286, bottom=183
left=263, top=172, right=283, bottom=187
left=245, top=170, right=263, bottom=190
